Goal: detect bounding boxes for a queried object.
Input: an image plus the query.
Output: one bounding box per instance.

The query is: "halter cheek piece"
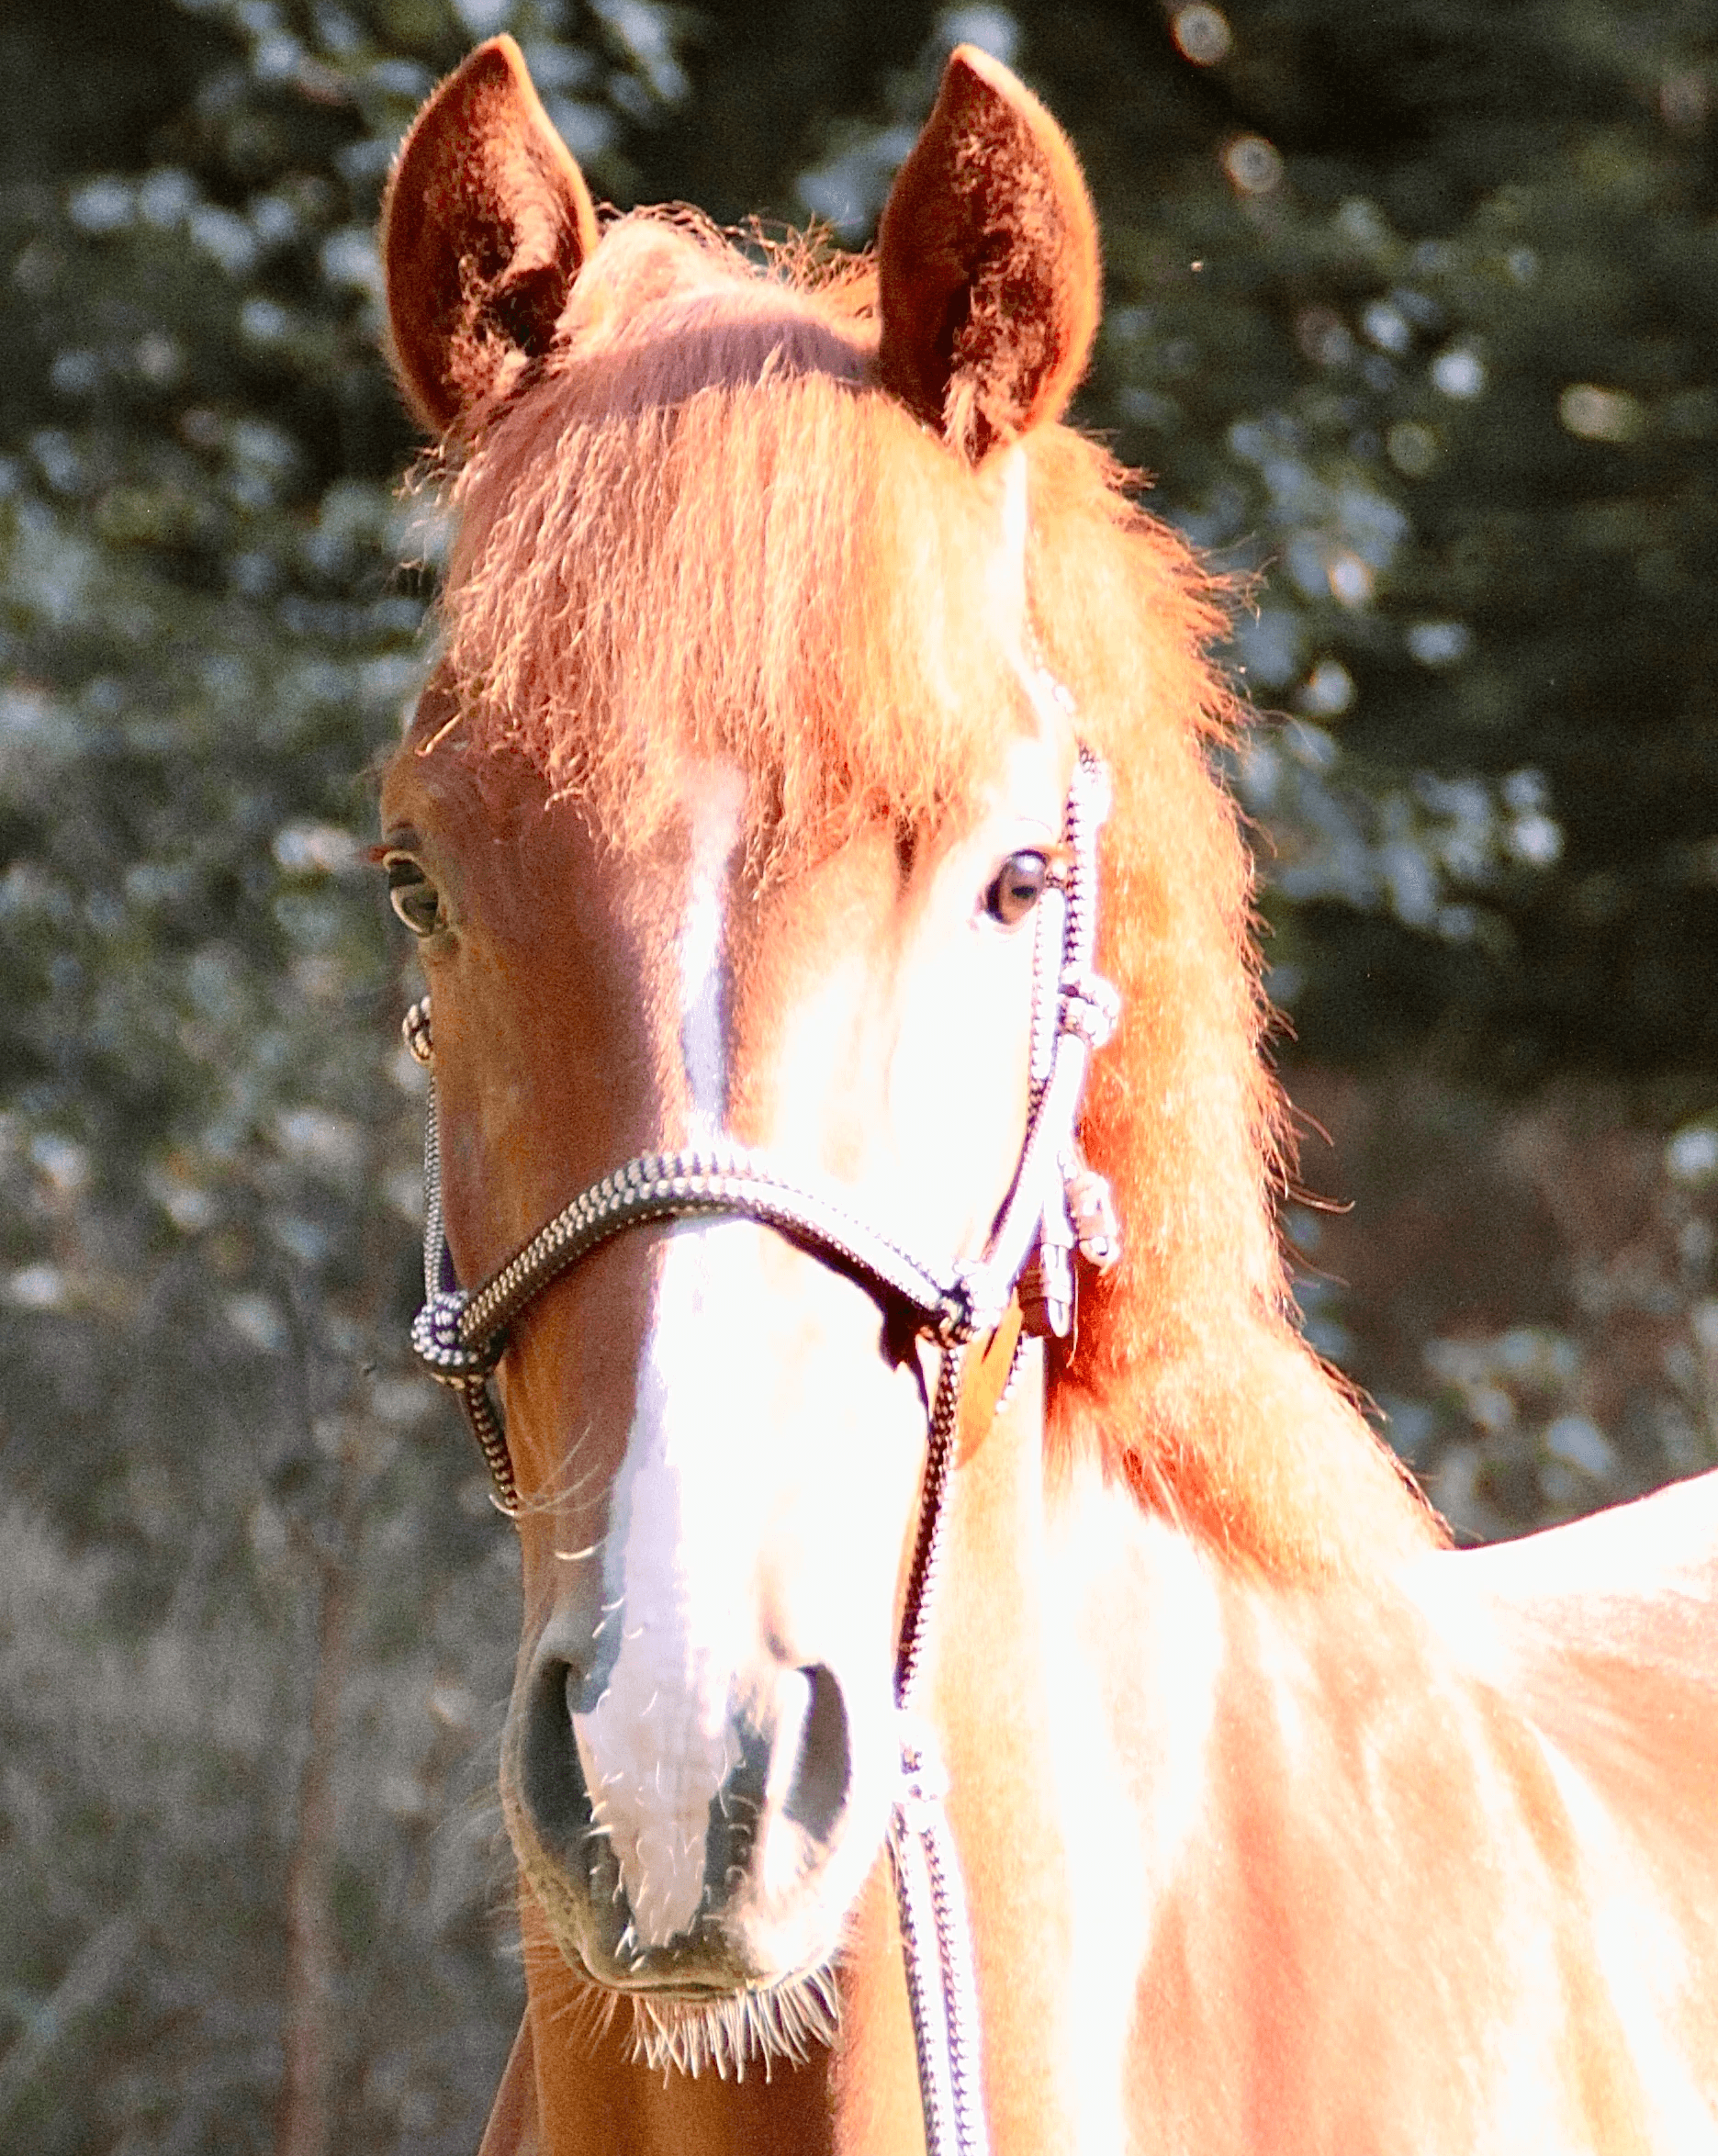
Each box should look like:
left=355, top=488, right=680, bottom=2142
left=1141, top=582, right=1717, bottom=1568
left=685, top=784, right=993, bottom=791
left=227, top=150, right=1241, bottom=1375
left=404, top=744, right=1120, bottom=2156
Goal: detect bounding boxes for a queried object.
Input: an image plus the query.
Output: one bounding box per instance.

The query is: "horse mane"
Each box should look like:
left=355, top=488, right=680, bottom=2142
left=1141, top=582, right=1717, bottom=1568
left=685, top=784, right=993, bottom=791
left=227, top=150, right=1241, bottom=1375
left=430, top=210, right=1442, bottom=1582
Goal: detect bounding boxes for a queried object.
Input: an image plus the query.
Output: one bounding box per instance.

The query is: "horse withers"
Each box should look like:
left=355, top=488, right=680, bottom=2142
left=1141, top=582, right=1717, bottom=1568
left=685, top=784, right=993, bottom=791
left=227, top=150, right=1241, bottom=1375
left=376, top=36, right=1718, bottom=2154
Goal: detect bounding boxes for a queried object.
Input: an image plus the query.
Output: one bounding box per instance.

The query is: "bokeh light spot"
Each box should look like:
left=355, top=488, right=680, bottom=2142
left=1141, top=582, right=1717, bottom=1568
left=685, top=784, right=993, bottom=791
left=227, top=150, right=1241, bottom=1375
left=1173, top=6, right=1232, bottom=64
left=1559, top=384, right=1643, bottom=443
left=1224, top=134, right=1283, bottom=195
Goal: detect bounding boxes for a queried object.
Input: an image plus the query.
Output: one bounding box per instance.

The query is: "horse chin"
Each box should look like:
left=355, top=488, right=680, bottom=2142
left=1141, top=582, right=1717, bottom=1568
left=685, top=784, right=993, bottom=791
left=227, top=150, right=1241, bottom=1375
left=521, top=1843, right=847, bottom=2076
left=578, top=1964, right=843, bottom=2079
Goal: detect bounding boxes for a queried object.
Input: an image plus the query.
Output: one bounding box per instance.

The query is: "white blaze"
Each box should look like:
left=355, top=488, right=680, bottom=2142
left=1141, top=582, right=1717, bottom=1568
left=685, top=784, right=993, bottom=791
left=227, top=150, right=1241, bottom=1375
left=679, top=762, right=746, bottom=1136
left=575, top=1220, right=763, bottom=1947
left=991, top=444, right=1072, bottom=732
left=572, top=762, right=750, bottom=1949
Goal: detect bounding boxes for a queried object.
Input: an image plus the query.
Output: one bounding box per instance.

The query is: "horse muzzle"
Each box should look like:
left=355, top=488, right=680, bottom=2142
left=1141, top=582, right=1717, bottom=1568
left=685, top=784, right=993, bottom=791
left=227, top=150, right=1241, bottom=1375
left=503, top=1619, right=890, bottom=1994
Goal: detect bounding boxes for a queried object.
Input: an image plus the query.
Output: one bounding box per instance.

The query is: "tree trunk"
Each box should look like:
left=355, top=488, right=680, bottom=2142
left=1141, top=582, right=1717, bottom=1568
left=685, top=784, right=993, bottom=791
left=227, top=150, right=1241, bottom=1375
left=274, top=1497, right=358, bottom=2156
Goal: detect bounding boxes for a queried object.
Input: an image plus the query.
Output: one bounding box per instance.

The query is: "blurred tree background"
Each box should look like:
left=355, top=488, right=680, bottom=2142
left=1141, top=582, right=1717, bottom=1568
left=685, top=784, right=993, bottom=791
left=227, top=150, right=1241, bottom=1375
left=2, top=0, right=1715, bottom=2148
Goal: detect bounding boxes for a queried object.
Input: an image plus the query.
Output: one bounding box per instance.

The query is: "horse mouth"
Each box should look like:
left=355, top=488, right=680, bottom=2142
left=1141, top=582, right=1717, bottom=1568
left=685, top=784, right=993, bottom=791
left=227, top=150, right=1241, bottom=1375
left=568, top=1924, right=782, bottom=1997
left=546, top=1845, right=848, bottom=2009
left=591, top=1970, right=737, bottom=2001
left=532, top=1823, right=844, bottom=2075
left=567, top=1960, right=842, bottom=2077
left=523, top=1836, right=851, bottom=2079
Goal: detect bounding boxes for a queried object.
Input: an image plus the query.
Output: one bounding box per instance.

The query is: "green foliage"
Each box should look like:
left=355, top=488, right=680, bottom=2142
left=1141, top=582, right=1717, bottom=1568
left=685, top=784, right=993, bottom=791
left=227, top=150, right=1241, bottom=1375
left=1083, top=1, right=1718, bottom=1084
left=0, top=3, right=691, bottom=2147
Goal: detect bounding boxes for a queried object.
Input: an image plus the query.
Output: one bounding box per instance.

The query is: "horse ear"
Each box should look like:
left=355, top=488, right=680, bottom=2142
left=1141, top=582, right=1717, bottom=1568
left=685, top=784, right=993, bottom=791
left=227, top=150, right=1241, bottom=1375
left=381, top=36, right=600, bottom=436
left=875, top=45, right=1100, bottom=461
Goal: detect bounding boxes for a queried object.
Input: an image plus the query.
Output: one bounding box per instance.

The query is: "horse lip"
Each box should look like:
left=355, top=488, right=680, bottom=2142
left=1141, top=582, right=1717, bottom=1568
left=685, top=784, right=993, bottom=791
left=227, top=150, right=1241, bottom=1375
left=598, top=1971, right=736, bottom=2000
left=573, top=1937, right=768, bottom=1997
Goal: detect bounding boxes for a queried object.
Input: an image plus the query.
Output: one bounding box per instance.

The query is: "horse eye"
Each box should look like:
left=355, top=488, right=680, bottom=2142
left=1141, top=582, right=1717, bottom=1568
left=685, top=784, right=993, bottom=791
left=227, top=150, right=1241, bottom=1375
left=385, top=855, right=444, bottom=938
left=983, top=849, right=1050, bottom=927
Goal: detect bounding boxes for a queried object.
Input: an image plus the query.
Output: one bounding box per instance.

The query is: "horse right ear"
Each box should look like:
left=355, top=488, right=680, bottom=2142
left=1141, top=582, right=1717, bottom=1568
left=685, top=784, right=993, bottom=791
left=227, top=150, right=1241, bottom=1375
left=875, top=45, right=1100, bottom=462
left=382, top=36, right=599, bottom=436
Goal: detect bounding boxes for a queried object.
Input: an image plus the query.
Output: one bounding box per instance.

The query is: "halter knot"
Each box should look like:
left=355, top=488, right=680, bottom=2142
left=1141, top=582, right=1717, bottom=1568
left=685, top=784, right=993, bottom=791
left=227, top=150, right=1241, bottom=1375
left=410, top=1290, right=504, bottom=1380
left=896, top=1713, right=952, bottom=1828
left=1059, top=966, right=1120, bottom=1051
left=402, top=996, right=434, bottom=1066
left=932, top=1295, right=975, bottom=1348
left=936, top=1261, right=1009, bottom=1349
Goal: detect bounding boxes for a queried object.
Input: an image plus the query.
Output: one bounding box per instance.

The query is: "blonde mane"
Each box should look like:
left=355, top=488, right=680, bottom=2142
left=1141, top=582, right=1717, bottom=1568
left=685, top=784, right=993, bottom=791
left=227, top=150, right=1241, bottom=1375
left=429, top=211, right=1439, bottom=1581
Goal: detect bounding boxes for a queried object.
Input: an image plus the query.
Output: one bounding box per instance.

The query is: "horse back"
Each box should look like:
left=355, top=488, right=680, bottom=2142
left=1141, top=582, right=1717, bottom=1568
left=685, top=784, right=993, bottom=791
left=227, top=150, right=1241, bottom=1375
left=1409, top=1468, right=1718, bottom=1850
left=1404, top=1469, right=1718, bottom=2144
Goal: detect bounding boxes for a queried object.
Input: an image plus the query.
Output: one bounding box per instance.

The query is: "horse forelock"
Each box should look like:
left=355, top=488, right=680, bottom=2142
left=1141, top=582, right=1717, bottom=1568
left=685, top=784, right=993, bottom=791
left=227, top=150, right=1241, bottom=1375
left=432, top=214, right=1027, bottom=870
left=421, top=210, right=1440, bottom=1584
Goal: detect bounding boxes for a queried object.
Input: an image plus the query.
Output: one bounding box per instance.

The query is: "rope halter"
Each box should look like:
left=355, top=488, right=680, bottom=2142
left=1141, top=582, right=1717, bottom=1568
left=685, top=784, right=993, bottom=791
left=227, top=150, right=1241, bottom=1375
left=403, top=742, right=1120, bottom=2156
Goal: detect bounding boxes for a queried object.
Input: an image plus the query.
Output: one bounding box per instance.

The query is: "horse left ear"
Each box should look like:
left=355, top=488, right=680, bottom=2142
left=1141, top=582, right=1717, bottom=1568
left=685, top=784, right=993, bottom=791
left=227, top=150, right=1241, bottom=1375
left=381, top=36, right=600, bottom=436
left=876, top=45, right=1101, bottom=462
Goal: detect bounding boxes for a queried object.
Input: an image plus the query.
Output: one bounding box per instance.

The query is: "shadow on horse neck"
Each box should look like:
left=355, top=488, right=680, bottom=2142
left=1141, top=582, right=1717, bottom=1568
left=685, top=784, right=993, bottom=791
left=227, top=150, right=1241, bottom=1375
left=374, top=35, right=1718, bottom=2155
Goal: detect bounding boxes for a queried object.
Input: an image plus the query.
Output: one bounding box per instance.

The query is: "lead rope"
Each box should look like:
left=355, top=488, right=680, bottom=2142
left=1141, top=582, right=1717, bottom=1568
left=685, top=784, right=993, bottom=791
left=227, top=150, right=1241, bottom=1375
left=888, top=1342, right=989, bottom=2156
left=402, top=745, right=1118, bottom=2156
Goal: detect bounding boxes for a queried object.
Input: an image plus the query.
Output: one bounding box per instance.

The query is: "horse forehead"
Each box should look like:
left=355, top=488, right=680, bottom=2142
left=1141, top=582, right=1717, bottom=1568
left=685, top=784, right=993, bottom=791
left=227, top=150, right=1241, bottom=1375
left=382, top=696, right=1069, bottom=1030
left=377, top=724, right=547, bottom=872
left=677, top=724, right=1072, bottom=998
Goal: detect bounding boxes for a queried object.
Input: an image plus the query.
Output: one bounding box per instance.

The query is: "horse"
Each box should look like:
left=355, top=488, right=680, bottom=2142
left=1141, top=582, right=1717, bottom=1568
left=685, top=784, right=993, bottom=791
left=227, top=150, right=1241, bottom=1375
left=375, top=36, right=1718, bottom=2154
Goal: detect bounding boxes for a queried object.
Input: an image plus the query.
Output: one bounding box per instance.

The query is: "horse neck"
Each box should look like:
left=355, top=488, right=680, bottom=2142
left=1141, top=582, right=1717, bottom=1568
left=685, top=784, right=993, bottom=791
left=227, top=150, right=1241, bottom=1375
left=917, top=1412, right=1718, bottom=2156
left=898, top=1360, right=1467, bottom=2154
left=867, top=1347, right=1190, bottom=2155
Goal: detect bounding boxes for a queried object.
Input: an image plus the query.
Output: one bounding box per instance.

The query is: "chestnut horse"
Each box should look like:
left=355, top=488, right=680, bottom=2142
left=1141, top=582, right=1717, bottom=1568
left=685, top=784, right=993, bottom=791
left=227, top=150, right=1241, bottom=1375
left=376, top=38, right=1718, bottom=2154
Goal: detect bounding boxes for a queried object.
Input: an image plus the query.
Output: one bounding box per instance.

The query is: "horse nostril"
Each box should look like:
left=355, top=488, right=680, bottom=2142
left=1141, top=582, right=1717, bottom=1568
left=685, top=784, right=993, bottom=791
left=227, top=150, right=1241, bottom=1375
left=782, top=1663, right=850, bottom=1848
left=514, top=1653, right=598, bottom=1877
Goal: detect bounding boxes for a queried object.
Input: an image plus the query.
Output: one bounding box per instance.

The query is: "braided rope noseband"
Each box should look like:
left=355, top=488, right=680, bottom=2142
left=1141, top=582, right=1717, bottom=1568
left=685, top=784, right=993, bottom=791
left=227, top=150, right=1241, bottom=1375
left=403, top=744, right=1120, bottom=2156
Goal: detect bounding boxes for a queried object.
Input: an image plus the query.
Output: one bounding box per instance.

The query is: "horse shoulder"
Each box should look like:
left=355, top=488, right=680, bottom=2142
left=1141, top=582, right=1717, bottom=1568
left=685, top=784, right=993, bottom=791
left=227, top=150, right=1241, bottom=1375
left=1401, top=1469, right=1718, bottom=2129
left=1402, top=1468, right=1718, bottom=1788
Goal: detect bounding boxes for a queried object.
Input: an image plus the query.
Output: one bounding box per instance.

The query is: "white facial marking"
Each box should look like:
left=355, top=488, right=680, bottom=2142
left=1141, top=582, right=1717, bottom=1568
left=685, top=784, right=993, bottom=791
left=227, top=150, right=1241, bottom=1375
left=574, top=1219, right=764, bottom=1949
left=569, top=771, right=748, bottom=1949
left=989, top=443, right=1075, bottom=735
left=679, top=762, right=746, bottom=1138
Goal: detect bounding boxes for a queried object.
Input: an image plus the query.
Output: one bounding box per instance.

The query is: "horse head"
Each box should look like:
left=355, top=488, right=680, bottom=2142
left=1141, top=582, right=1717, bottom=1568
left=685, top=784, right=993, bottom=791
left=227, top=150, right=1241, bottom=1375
left=378, top=37, right=1111, bottom=2071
